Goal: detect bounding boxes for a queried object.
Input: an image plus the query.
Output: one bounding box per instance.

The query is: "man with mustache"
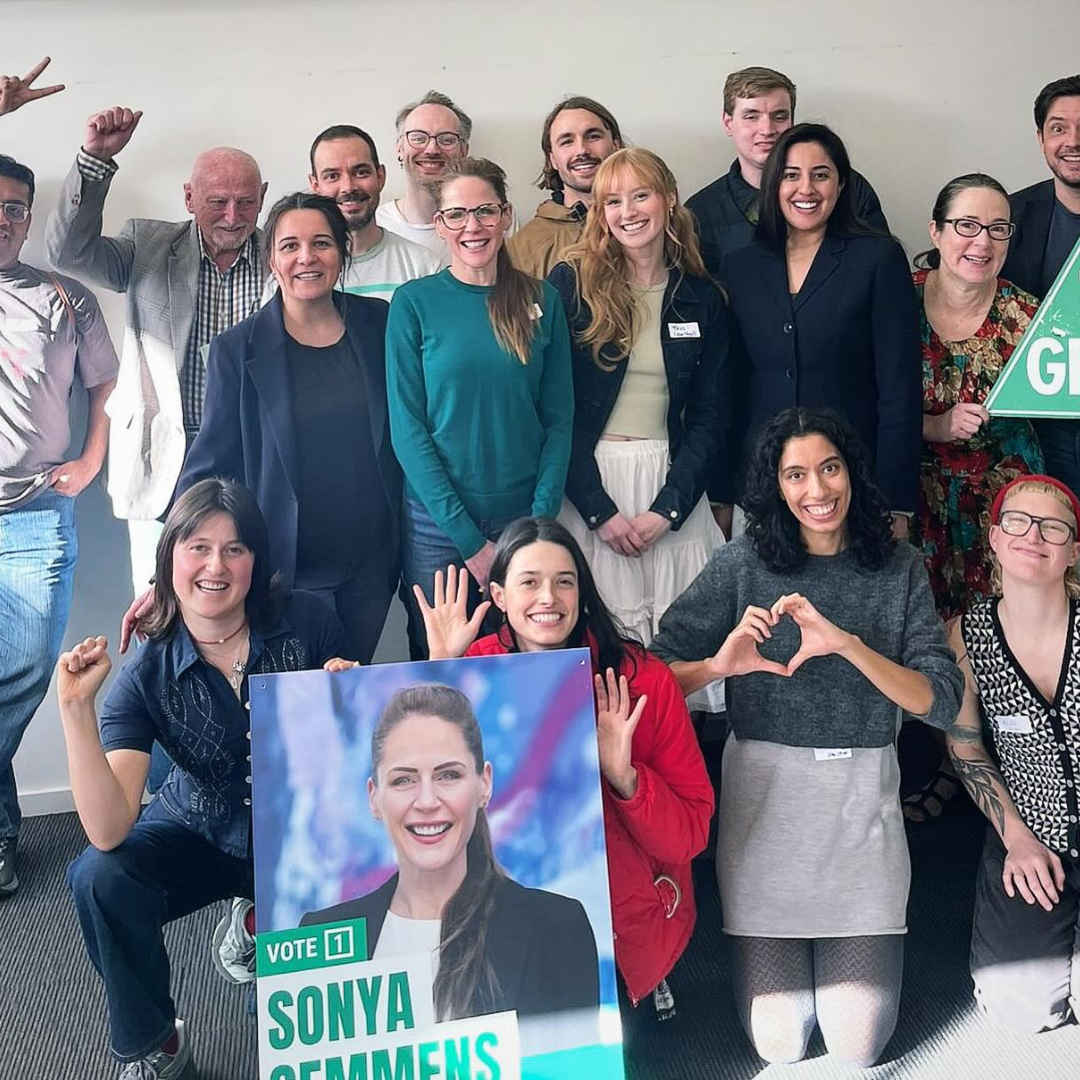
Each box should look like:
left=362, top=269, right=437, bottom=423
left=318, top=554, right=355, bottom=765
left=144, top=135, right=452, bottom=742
left=508, top=95, right=623, bottom=280
left=1002, top=75, right=1080, bottom=493
left=377, top=90, right=472, bottom=257
left=0, top=153, right=118, bottom=895
left=687, top=67, right=887, bottom=275
left=46, top=107, right=268, bottom=597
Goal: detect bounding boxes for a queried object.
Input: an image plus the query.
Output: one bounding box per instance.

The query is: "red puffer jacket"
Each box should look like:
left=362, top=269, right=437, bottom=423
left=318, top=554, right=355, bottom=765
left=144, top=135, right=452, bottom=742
left=466, top=631, right=715, bottom=1004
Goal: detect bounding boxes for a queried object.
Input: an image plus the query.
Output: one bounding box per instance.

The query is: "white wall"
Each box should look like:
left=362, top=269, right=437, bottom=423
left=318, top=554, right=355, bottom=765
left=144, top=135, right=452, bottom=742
left=7, top=0, right=1076, bottom=813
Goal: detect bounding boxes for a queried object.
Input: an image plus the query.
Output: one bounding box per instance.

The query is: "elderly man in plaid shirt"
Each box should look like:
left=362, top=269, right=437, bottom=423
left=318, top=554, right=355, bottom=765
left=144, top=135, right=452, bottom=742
left=47, top=105, right=268, bottom=595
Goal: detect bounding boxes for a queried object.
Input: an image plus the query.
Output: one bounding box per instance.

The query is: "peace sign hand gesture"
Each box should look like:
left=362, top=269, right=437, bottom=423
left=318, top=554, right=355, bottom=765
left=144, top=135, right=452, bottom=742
left=595, top=668, right=646, bottom=800
left=0, top=57, right=65, bottom=116
left=414, top=564, right=491, bottom=660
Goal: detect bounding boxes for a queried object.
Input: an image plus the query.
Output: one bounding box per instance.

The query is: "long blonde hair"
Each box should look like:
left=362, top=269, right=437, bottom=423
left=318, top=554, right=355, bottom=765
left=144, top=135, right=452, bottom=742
left=436, top=158, right=540, bottom=365
left=990, top=479, right=1080, bottom=597
left=560, top=147, right=713, bottom=369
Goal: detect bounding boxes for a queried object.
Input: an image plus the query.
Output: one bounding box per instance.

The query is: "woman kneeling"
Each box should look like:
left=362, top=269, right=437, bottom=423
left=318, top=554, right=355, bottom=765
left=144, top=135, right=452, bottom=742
left=59, top=479, right=347, bottom=1079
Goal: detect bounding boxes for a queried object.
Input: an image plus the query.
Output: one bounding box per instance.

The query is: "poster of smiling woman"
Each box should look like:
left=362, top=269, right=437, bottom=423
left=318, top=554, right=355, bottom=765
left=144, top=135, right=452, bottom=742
left=249, top=649, right=624, bottom=1080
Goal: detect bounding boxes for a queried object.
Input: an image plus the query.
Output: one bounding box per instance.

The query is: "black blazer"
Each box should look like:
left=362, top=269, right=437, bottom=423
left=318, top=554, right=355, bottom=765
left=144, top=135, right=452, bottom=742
left=301, top=873, right=601, bottom=1019
left=177, top=292, right=402, bottom=592
left=717, top=233, right=922, bottom=511
left=548, top=261, right=733, bottom=530
left=1002, top=179, right=1056, bottom=298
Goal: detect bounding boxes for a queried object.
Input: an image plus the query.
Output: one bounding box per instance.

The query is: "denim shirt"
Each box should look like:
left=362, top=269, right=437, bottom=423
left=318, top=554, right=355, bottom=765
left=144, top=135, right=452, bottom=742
left=99, top=591, right=346, bottom=858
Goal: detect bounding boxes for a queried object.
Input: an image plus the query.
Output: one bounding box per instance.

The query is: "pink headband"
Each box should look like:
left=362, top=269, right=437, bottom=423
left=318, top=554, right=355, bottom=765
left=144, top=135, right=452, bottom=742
left=991, top=474, right=1080, bottom=532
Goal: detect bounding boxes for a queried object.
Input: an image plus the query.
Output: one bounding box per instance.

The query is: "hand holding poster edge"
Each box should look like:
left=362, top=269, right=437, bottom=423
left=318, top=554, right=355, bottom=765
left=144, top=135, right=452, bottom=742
left=985, top=236, right=1080, bottom=418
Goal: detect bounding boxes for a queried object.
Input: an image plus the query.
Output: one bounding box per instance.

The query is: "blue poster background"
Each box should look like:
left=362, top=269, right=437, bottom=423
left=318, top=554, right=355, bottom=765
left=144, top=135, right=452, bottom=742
left=248, top=648, right=619, bottom=1027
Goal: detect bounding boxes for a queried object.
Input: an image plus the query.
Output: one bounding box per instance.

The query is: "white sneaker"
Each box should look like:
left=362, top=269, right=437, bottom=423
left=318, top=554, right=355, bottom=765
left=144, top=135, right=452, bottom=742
left=118, top=1018, right=193, bottom=1078
left=212, top=897, right=256, bottom=984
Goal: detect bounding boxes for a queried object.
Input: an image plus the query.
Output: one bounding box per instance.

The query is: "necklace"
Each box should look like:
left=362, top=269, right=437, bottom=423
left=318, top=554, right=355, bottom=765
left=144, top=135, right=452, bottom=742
left=193, top=620, right=248, bottom=647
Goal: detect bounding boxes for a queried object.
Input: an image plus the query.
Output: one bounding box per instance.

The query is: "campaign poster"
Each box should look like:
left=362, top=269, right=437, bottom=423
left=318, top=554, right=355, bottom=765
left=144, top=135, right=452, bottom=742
left=249, top=649, right=625, bottom=1080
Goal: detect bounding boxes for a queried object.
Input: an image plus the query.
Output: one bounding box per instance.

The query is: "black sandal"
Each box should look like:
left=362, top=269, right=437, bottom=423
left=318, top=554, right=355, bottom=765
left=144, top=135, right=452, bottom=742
left=902, top=768, right=964, bottom=827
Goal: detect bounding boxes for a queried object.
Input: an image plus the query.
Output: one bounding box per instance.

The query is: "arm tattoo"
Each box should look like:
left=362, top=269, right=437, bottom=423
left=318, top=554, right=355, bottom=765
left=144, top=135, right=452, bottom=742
left=947, top=724, right=983, bottom=744
left=949, top=752, right=1006, bottom=835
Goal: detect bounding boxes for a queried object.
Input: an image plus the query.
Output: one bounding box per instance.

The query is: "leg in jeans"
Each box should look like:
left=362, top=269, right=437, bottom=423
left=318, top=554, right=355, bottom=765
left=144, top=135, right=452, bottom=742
left=67, top=808, right=253, bottom=1062
left=1035, top=419, right=1080, bottom=495
left=400, top=500, right=514, bottom=661
left=730, top=936, right=815, bottom=1064
left=0, top=489, right=78, bottom=840
left=970, top=829, right=1080, bottom=1033
left=814, top=934, right=904, bottom=1067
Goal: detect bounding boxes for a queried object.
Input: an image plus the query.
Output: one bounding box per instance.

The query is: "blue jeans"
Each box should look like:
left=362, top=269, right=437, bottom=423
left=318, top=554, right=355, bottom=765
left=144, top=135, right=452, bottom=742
left=400, top=498, right=517, bottom=660
left=0, top=488, right=78, bottom=839
left=1035, top=419, right=1080, bottom=495
left=67, top=805, right=253, bottom=1061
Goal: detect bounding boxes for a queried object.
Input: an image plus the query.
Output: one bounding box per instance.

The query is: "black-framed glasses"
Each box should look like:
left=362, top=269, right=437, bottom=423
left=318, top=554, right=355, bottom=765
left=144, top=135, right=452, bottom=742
left=404, top=129, right=462, bottom=151
left=998, top=510, right=1076, bottom=545
left=943, top=218, right=1015, bottom=241
left=436, top=203, right=507, bottom=230
left=0, top=201, right=29, bottom=224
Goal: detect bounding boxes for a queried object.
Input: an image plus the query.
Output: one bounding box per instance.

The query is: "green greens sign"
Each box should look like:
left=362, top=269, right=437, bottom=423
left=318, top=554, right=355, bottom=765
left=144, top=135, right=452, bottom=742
left=986, top=237, right=1080, bottom=417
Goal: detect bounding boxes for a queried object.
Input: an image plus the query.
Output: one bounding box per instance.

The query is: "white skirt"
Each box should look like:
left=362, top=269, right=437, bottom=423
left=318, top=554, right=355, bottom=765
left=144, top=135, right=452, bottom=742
left=559, top=438, right=725, bottom=710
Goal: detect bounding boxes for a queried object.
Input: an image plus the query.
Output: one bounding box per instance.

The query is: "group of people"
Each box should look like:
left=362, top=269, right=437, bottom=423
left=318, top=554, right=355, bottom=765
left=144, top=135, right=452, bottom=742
left=2, top=52, right=1080, bottom=1078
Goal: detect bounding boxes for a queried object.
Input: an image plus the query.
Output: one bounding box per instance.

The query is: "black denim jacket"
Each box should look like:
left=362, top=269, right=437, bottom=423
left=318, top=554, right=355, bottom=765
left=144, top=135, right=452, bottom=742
left=548, top=262, right=732, bottom=531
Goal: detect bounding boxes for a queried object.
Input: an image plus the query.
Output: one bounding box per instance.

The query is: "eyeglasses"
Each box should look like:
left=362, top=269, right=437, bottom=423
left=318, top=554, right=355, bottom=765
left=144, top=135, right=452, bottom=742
left=942, top=218, right=1015, bottom=241
left=404, top=129, right=462, bottom=151
left=436, top=203, right=507, bottom=230
left=998, top=509, right=1075, bottom=545
left=0, top=201, right=29, bottom=224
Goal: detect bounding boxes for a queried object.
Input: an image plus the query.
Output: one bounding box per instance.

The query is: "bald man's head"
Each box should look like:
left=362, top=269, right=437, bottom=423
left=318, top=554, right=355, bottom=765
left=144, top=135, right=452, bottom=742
left=184, top=146, right=267, bottom=263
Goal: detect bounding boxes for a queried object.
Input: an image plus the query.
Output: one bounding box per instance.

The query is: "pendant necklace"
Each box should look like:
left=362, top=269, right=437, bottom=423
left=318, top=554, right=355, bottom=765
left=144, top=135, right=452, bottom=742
left=194, top=622, right=250, bottom=694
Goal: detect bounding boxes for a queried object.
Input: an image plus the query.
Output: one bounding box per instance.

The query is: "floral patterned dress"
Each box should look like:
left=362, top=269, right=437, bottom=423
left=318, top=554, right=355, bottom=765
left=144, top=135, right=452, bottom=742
left=915, top=271, right=1044, bottom=619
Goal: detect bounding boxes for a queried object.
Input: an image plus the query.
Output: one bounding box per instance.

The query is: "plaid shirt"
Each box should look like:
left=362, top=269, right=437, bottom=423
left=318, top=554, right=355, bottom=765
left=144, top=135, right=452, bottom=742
left=182, top=230, right=263, bottom=433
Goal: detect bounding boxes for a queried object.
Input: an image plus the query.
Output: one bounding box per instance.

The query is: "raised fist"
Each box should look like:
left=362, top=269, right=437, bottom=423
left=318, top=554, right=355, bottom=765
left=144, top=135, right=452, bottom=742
left=84, top=106, right=143, bottom=159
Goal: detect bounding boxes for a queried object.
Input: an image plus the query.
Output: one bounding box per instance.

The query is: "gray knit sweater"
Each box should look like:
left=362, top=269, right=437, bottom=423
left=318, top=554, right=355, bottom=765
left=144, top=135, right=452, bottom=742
left=651, top=536, right=963, bottom=747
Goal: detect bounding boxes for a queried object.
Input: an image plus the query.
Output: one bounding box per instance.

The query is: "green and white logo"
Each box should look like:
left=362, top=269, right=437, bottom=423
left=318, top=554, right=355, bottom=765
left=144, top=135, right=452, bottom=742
left=986, top=237, right=1080, bottom=418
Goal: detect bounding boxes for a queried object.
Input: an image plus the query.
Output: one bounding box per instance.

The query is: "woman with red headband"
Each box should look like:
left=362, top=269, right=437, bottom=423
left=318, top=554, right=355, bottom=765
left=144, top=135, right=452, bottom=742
left=945, top=474, right=1080, bottom=1033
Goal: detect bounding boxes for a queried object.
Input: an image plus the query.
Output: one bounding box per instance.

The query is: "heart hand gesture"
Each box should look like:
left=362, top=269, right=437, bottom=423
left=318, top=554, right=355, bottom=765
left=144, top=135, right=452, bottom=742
left=771, top=593, right=851, bottom=674
left=709, top=605, right=791, bottom=680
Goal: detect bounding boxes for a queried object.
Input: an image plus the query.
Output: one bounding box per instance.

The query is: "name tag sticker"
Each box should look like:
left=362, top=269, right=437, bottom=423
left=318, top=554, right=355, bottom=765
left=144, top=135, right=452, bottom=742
left=814, top=748, right=852, bottom=762
left=668, top=321, right=701, bottom=339
left=530, top=303, right=543, bottom=321
left=995, top=714, right=1034, bottom=735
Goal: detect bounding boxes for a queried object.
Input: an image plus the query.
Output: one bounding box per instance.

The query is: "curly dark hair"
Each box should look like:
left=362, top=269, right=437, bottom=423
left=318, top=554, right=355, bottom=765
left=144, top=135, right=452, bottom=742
left=743, top=408, right=895, bottom=573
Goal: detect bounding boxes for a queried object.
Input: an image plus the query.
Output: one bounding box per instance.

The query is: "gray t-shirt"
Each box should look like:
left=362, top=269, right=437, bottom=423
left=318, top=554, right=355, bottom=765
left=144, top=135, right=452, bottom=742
left=0, top=262, right=118, bottom=509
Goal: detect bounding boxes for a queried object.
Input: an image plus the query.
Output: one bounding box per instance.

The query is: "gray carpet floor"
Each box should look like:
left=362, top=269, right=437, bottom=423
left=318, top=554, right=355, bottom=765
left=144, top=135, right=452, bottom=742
left=2, top=803, right=1079, bottom=1079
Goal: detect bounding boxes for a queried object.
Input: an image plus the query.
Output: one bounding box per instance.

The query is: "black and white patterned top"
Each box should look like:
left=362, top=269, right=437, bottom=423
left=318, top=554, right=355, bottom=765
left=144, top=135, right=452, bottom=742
left=962, top=597, right=1080, bottom=857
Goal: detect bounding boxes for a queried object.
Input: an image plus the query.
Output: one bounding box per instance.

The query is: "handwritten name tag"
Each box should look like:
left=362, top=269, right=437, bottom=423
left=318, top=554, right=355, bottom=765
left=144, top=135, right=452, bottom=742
left=529, top=303, right=543, bottom=321
left=814, top=748, right=852, bottom=762
left=668, top=321, right=701, bottom=339
left=995, top=714, right=1034, bottom=735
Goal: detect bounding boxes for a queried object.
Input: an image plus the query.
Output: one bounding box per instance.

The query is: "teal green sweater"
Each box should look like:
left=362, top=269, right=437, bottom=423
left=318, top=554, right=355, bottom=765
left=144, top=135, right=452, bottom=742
left=386, top=269, right=574, bottom=558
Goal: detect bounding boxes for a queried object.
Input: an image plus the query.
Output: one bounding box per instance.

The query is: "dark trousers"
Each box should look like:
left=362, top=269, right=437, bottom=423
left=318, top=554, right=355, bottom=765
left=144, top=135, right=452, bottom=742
left=305, top=573, right=394, bottom=664
left=970, top=828, right=1080, bottom=1033
left=1035, top=419, right=1080, bottom=496
left=67, top=807, right=253, bottom=1062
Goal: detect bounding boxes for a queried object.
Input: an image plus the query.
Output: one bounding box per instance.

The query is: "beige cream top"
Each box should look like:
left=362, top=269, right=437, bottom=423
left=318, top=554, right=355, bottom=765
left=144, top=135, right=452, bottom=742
left=602, top=284, right=669, bottom=440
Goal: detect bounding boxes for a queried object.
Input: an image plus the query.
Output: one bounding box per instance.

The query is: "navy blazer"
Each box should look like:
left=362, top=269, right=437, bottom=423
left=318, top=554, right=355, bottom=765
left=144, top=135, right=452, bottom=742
left=1002, top=178, right=1056, bottom=298
left=718, top=233, right=922, bottom=511
left=177, top=292, right=402, bottom=591
left=548, top=262, right=732, bottom=530
left=301, top=873, right=601, bottom=1019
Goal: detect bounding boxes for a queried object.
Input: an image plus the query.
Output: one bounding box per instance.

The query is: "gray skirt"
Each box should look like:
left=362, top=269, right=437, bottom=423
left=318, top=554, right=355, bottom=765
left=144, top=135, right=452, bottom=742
left=717, top=731, right=910, bottom=938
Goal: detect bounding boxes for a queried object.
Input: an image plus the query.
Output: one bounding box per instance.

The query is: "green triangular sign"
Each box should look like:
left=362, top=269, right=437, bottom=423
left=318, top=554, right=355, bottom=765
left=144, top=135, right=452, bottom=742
left=986, top=235, right=1080, bottom=418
